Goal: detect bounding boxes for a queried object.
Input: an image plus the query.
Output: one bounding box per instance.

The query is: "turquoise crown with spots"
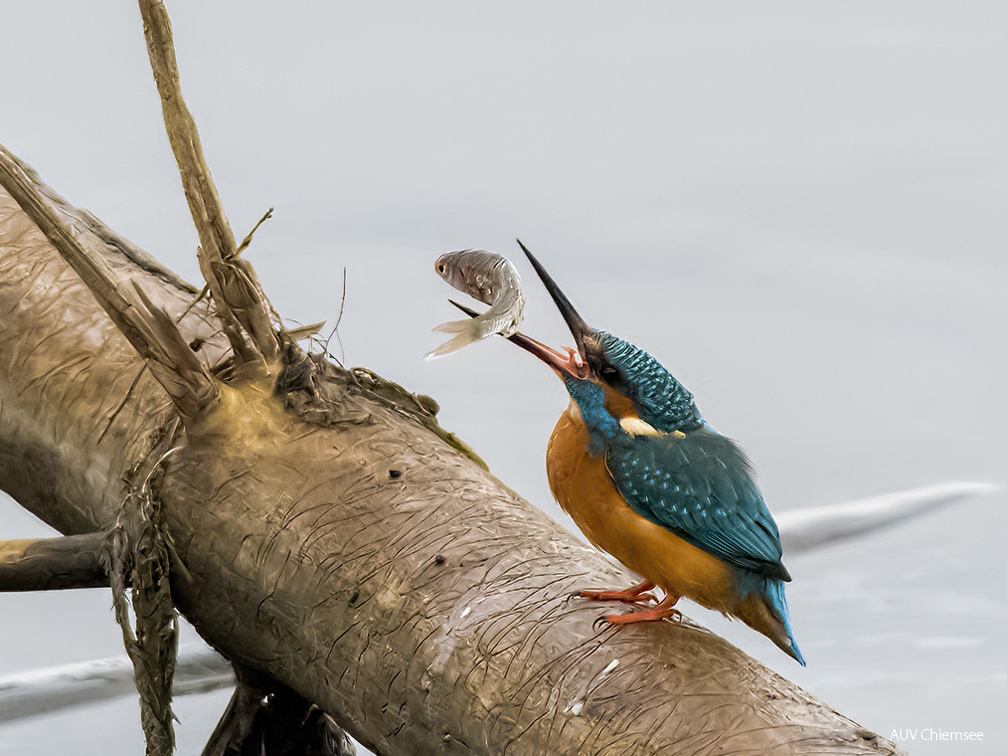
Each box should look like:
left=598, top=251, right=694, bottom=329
left=592, top=331, right=703, bottom=432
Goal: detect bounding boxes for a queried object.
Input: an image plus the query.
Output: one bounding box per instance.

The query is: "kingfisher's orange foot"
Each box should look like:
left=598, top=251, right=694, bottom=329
left=581, top=590, right=657, bottom=604
left=605, top=593, right=680, bottom=624
left=579, top=580, right=656, bottom=604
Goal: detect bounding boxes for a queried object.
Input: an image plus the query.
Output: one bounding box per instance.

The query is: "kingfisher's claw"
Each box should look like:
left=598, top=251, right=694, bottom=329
left=579, top=589, right=657, bottom=604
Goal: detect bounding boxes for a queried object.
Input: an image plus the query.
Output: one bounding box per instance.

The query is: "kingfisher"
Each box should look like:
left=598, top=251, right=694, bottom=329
left=468, top=242, right=805, bottom=665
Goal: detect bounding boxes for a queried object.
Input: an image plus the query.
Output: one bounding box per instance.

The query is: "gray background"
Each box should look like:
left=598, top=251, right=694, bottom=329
left=1, top=2, right=1004, bottom=754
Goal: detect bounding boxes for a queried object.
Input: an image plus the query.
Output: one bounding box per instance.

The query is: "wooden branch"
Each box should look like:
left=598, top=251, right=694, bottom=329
left=137, top=0, right=279, bottom=366
left=0, top=533, right=108, bottom=592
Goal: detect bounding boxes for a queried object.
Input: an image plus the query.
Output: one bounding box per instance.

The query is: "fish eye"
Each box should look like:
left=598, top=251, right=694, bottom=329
left=436, top=263, right=446, bottom=274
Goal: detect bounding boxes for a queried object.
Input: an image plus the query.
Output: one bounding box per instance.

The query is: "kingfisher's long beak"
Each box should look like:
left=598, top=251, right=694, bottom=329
left=516, top=239, right=593, bottom=359
left=448, top=300, right=587, bottom=378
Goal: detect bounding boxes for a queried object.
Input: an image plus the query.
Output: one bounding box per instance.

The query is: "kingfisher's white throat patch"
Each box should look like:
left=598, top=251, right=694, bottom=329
left=619, top=417, right=661, bottom=437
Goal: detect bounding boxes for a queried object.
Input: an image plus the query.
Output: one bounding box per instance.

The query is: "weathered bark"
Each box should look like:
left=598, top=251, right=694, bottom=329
left=0, top=147, right=229, bottom=538
left=0, top=145, right=902, bottom=754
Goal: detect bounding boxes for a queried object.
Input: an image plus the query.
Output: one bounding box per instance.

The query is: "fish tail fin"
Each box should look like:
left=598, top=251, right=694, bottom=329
left=736, top=577, right=806, bottom=666
left=431, top=318, right=475, bottom=334
left=424, top=318, right=485, bottom=360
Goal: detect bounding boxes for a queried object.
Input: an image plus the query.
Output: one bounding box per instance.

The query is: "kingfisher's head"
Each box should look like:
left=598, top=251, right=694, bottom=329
left=501, top=241, right=704, bottom=433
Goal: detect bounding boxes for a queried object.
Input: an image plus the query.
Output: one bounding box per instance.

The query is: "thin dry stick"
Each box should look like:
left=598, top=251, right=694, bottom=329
left=322, top=267, right=348, bottom=366
left=234, top=207, right=273, bottom=258
left=177, top=284, right=208, bottom=323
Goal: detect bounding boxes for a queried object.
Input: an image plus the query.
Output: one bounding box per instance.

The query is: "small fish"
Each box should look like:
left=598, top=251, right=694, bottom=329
left=425, top=250, right=525, bottom=359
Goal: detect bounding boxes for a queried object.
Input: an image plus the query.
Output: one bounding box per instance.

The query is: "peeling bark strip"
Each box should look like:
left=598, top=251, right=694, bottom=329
left=110, top=458, right=181, bottom=756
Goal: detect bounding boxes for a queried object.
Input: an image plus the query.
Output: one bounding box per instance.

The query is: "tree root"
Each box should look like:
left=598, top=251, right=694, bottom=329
left=110, top=448, right=181, bottom=756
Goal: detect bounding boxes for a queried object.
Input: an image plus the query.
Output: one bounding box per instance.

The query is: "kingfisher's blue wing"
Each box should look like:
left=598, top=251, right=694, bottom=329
left=605, top=426, right=790, bottom=581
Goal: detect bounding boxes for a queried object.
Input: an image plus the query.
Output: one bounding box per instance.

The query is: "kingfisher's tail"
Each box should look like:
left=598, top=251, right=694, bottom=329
left=763, top=579, right=805, bottom=666
left=735, top=578, right=806, bottom=666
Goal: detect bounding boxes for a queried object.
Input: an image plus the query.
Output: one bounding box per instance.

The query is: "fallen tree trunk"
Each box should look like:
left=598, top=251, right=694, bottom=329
left=3, top=484, right=984, bottom=739
left=0, top=4, right=904, bottom=751
left=0, top=149, right=902, bottom=756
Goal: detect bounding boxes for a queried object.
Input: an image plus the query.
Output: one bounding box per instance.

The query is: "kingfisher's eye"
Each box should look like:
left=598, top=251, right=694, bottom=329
left=600, top=366, right=619, bottom=381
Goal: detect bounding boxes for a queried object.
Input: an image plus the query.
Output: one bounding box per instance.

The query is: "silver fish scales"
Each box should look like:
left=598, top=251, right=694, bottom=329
left=425, top=250, right=524, bottom=359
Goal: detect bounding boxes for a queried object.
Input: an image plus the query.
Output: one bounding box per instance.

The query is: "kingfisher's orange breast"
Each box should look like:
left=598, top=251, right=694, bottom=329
left=546, top=403, right=738, bottom=612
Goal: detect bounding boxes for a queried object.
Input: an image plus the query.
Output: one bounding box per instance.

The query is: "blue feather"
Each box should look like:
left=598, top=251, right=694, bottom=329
left=606, top=426, right=791, bottom=581
left=593, top=331, right=703, bottom=432
left=562, top=377, right=618, bottom=456
left=760, top=578, right=805, bottom=666
left=561, top=332, right=805, bottom=662
left=566, top=378, right=789, bottom=579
